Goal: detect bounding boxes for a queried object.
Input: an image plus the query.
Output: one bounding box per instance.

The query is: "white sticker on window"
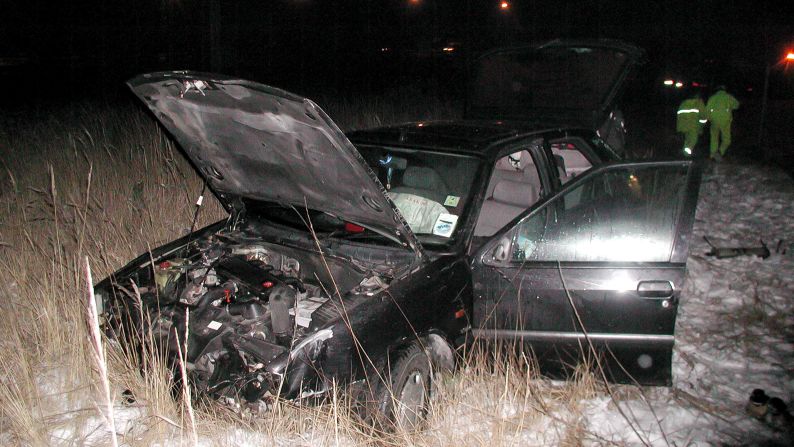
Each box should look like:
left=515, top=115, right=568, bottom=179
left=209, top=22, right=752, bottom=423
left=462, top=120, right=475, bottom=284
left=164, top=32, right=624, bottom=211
left=432, top=213, right=459, bottom=237
left=207, top=321, right=222, bottom=331
left=444, top=195, right=460, bottom=207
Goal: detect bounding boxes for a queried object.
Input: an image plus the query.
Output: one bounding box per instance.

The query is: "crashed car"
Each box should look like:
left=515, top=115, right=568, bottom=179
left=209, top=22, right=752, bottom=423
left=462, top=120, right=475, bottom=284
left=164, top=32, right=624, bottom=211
left=94, top=40, right=701, bottom=426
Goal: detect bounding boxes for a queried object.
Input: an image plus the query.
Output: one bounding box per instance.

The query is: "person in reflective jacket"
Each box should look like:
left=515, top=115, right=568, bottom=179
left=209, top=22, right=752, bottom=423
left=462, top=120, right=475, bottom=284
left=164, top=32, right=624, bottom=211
left=706, top=86, right=740, bottom=160
left=676, top=92, right=707, bottom=156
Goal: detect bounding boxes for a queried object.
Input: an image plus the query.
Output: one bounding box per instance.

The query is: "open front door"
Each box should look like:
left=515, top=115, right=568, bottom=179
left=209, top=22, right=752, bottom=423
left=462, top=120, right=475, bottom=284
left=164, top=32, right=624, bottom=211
left=472, top=160, right=702, bottom=385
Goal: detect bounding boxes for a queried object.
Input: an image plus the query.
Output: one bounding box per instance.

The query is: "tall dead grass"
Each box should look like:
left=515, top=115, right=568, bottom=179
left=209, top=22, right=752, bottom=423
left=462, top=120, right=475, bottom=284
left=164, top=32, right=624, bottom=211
left=0, top=94, right=615, bottom=445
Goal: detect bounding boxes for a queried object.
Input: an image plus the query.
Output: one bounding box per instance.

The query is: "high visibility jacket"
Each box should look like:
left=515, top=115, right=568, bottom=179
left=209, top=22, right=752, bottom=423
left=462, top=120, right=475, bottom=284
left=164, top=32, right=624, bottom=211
left=677, top=97, right=706, bottom=132
left=706, top=90, right=740, bottom=124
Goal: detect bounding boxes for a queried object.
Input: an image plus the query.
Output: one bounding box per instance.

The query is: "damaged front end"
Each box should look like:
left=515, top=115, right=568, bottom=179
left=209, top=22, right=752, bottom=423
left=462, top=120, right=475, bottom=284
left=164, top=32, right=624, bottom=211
left=95, top=221, right=404, bottom=406
left=95, top=71, right=423, bottom=409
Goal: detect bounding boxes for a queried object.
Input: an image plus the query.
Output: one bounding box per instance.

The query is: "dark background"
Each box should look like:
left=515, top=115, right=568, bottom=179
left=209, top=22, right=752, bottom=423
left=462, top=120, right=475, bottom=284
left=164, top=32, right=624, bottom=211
left=2, top=0, right=793, bottom=103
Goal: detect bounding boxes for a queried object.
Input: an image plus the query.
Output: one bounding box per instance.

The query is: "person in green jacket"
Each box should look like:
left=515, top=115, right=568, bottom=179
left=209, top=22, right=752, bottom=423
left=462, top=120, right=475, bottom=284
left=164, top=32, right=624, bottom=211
left=676, top=91, right=707, bottom=156
left=706, top=86, right=740, bottom=160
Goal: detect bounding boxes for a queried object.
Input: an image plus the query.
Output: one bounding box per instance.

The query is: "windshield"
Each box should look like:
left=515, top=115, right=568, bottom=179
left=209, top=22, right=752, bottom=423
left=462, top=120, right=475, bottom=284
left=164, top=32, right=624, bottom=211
left=357, top=145, right=482, bottom=246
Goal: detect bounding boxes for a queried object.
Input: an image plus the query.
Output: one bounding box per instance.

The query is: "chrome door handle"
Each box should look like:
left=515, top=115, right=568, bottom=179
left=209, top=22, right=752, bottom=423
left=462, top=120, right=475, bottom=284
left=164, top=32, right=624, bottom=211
left=637, top=281, right=674, bottom=299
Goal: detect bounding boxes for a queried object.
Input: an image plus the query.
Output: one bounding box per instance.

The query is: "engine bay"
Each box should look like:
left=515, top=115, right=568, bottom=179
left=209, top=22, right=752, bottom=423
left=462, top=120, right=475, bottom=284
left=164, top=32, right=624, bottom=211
left=104, top=227, right=387, bottom=404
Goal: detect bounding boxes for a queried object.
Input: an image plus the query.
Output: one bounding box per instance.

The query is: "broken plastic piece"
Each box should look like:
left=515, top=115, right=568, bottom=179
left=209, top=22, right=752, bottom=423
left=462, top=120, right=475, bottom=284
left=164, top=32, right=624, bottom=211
left=704, top=237, right=770, bottom=259
left=345, top=222, right=365, bottom=233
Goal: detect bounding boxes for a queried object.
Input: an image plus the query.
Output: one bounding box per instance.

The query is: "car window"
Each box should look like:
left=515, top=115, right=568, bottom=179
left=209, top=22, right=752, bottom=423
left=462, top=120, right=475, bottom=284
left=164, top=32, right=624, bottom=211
left=356, top=145, right=481, bottom=244
left=512, top=164, right=689, bottom=263
left=550, top=139, right=593, bottom=184
left=472, top=148, right=544, bottom=238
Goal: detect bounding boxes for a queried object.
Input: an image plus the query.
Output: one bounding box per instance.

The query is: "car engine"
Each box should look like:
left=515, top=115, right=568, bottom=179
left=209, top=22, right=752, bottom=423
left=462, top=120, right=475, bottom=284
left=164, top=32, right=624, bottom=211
left=105, top=230, right=366, bottom=404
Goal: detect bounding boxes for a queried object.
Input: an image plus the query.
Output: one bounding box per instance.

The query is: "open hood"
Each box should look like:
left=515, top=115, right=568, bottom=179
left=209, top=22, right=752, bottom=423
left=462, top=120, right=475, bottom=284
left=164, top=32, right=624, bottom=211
left=465, top=39, right=644, bottom=129
left=128, top=71, right=421, bottom=255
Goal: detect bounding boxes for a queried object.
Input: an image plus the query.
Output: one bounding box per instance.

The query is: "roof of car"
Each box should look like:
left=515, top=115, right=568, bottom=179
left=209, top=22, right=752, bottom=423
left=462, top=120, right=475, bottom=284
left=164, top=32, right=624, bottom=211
left=347, top=120, right=589, bottom=156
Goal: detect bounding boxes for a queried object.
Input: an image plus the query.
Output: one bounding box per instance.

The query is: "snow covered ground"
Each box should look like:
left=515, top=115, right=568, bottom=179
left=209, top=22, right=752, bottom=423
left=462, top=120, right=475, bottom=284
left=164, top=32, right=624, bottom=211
left=584, top=161, right=794, bottom=445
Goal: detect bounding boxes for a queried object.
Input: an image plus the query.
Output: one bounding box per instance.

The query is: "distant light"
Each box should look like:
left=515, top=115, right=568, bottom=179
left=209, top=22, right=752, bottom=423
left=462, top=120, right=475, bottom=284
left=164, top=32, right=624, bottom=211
left=417, top=122, right=424, bottom=127
left=663, top=79, right=674, bottom=86
left=683, top=147, right=692, bottom=155
left=380, top=47, right=391, bottom=52
left=786, top=52, right=794, bottom=61
left=500, top=1, right=509, bottom=9
left=442, top=46, right=455, bottom=52
left=674, top=81, right=684, bottom=88
left=747, top=87, right=753, bottom=92
left=692, top=81, right=700, bottom=87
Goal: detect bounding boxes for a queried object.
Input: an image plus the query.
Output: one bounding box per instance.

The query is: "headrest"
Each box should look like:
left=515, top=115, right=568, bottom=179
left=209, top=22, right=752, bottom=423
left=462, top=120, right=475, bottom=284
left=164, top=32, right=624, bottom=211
left=402, top=166, right=447, bottom=191
left=495, top=150, right=532, bottom=171
left=492, top=180, right=537, bottom=208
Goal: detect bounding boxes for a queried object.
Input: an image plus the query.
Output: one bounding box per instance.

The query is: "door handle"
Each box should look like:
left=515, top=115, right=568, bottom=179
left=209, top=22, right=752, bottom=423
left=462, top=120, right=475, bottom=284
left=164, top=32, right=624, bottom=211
left=637, top=281, right=674, bottom=299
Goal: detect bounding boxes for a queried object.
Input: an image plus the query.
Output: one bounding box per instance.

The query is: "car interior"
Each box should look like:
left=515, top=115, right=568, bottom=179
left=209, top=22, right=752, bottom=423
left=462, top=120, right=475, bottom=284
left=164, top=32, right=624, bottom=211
left=358, top=147, right=480, bottom=238
left=550, top=138, right=593, bottom=184
left=474, top=149, right=543, bottom=237
left=391, top=166, right=449, bottom=204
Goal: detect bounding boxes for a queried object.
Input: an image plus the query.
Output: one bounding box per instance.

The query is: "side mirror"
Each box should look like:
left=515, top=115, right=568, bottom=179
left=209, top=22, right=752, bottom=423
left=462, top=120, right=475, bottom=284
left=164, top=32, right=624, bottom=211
left=492, top=237, right=511, bottom=263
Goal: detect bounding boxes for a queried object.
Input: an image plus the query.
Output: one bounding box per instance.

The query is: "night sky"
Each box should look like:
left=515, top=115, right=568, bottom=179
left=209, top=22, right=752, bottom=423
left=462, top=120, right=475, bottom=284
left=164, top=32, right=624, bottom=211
left=2, top=0, right=793, bottom=102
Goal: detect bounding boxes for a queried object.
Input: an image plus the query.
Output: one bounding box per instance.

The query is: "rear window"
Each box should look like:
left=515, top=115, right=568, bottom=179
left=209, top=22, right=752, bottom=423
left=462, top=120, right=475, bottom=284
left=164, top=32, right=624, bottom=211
left=469, top=46, right=629, bottom=114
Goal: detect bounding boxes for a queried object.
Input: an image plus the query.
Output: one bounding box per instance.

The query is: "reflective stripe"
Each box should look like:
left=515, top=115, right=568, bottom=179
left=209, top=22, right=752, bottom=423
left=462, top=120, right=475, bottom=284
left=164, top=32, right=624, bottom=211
left=677, top=109, right=700, bottom=114
left=698, top=119, right=708, bottom=123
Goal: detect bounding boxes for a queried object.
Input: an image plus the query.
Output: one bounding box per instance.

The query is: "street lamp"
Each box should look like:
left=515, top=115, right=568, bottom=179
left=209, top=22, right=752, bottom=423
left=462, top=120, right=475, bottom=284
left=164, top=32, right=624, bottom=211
left=758, top=49, right=794, bottom=147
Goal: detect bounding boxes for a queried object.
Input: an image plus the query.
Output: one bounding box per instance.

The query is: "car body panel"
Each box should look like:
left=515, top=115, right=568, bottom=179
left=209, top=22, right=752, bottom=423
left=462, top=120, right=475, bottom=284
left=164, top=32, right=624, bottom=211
left=127, top=71, right=420, bottom=252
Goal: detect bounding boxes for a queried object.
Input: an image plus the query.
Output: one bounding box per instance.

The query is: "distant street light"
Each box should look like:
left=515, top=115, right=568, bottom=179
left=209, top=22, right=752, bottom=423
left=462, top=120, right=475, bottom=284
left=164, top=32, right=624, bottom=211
left=758, top=48, right=794, bottom=147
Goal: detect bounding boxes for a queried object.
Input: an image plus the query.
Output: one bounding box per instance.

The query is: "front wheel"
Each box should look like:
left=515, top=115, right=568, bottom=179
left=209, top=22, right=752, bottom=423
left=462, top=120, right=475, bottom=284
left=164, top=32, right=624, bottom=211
left=377, top=343, right=432, bottom=430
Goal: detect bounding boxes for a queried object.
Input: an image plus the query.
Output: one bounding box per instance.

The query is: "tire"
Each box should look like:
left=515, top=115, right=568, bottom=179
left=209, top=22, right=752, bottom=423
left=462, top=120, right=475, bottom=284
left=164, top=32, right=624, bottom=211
left=377, top=343, right=432, bottom=430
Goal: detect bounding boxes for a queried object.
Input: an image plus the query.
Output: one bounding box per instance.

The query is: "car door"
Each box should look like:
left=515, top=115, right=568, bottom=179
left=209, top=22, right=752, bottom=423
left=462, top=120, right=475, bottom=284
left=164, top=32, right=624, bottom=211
left=471, top=160, right=702, bottom=385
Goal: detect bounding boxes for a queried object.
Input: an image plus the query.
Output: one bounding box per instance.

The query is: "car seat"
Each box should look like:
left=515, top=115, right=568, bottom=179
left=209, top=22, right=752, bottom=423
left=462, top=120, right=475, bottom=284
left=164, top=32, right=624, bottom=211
left=391, top=166, right=449, bottom=204
left=474, top=179, right=539, bottom=237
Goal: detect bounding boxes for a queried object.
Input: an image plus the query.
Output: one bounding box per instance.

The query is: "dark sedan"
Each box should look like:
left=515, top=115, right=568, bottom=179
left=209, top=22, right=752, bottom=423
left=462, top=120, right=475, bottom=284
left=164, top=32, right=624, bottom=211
left=95, top=42, right=699, bottom=428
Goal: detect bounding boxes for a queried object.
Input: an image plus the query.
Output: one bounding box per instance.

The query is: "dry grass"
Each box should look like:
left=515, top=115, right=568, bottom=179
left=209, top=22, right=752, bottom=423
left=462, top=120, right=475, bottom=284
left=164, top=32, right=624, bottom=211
left=0, top=94, right=623, bottom=445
